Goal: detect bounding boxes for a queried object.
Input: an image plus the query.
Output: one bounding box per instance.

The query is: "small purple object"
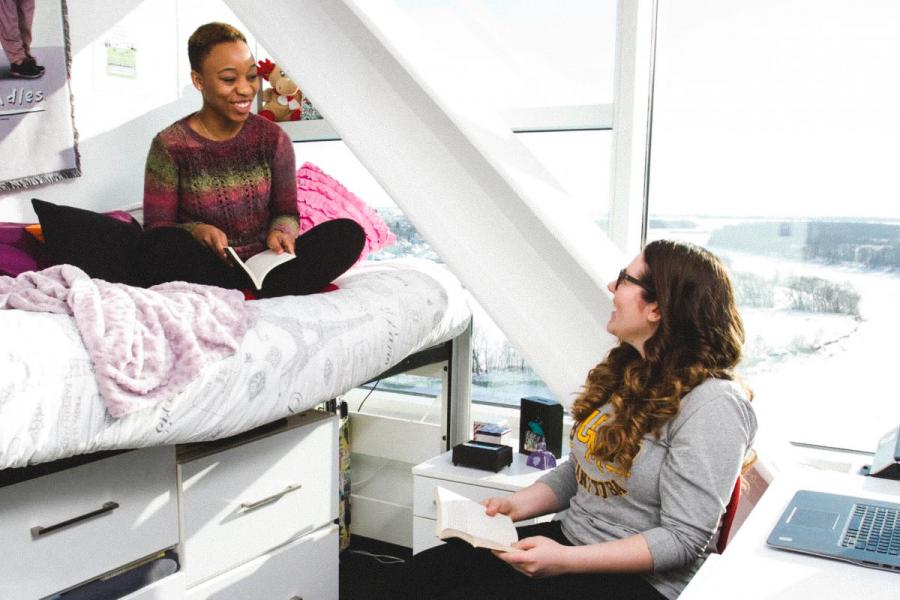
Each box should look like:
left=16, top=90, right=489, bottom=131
left=526, top=441, right=557, bottom=470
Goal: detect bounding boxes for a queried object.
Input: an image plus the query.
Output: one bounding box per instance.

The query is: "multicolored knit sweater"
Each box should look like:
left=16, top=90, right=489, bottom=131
left=143, top=113, right=299, bottom=260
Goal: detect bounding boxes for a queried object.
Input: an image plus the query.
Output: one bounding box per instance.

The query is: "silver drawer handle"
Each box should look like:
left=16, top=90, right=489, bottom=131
left=240, top=484, right=301, bottom=511
left=31, top=501, right=120, bottom=538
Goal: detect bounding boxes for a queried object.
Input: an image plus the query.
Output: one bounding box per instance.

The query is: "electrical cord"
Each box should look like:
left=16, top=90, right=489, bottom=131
left=356, top=378, right=381, bottom=413
left=348, top=549, right=406, bottom=564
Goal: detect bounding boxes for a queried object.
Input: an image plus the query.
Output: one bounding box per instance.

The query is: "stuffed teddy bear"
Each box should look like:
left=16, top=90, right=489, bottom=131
left=257, top=59, right=303, bottom=122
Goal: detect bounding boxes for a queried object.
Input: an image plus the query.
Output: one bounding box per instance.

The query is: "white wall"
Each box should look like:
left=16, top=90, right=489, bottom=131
left=0, top=0, right=253, bottom=222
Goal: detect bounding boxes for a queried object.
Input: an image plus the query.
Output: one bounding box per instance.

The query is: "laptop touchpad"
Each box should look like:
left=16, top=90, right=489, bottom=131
left=789, top=508, right=840, bottom=530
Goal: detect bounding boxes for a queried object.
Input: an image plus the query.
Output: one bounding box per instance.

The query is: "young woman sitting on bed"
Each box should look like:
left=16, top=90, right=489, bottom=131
left=412, top=240, right=757, bottom=600
left=137, top=22, right=364, bottom=297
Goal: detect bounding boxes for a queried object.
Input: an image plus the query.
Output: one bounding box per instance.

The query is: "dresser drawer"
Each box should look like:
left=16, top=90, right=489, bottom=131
left=185, top=524, right=338, bottom=600
left=413, top=476, right=511, bottom=520
left=413, top=515, right=445, bottom=554
left=179, top=414, right=338, bottom=587
left=120, top=572, right=184, bottom=600
left=0, top=446, right=178, bottom=600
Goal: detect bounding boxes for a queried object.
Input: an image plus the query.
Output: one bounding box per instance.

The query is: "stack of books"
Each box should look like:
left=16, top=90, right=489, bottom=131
left=473, top=421, right=512, bottom=446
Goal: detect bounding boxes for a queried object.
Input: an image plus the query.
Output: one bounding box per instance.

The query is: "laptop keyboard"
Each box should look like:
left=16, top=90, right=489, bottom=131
left=841, top=503, right=900, bottom=555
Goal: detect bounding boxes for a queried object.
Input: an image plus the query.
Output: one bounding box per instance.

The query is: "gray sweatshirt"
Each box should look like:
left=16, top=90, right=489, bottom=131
left=538, top=378, right=757, bottom=599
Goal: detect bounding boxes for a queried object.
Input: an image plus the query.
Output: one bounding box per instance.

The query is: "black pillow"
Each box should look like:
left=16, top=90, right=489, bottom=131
left=31, top=198, right=143, bottom=285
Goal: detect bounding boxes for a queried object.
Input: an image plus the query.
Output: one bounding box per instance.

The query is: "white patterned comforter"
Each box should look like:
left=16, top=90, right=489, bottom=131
left=0, top=259, right=471, bottom=469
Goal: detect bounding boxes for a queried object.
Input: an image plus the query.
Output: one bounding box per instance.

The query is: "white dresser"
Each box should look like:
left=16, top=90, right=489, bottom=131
left=411, top=449, right=559, bottom=554
left=178, top=410, right=339, bottom=599
left=0, top=409, right=338, bottom=600
left=0, top=446, right=180, bottom=600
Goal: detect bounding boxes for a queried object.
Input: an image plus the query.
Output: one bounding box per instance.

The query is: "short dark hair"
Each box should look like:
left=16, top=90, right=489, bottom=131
left=188, top=22, right=247, bottom=71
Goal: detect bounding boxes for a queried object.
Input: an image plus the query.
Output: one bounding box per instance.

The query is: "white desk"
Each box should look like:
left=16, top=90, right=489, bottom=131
left=679, top=467, right=900, bottom=599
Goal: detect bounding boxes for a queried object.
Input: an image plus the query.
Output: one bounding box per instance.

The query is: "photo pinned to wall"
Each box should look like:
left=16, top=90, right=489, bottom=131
left=255, top=57, right=321, bottom=123
left=0, top=0, right=80, bottom=191
left=105, top=40, right=136, bottom=78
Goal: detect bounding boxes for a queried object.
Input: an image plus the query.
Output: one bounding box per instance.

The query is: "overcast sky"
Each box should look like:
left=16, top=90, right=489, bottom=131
left=341, top=0, right=900, bottom=221
left=649, top=0, right=900, bottom=219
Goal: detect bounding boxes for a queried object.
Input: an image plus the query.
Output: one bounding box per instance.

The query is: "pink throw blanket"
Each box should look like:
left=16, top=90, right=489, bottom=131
left=0, top=265, right=250, bottom=418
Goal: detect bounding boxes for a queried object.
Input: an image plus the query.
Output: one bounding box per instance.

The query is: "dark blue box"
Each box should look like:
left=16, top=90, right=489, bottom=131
left=519, top=396, right=563, bottom=458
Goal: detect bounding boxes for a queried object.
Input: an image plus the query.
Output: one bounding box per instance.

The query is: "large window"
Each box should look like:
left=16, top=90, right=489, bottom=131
left=297, top=131, right=612, bottom=409
left=366, top=0, right=618, bottom=109
left=648, top=0, right=900, bottom=458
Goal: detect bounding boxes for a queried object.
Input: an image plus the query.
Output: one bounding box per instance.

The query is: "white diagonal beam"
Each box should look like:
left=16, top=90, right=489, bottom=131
left=226, top=0, right=623, bottom=406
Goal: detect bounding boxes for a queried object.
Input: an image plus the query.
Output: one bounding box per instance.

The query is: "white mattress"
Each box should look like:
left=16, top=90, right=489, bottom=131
left=0, top=259, right=471, bottom=469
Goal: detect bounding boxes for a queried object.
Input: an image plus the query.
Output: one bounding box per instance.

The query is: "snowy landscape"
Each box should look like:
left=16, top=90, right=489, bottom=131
left=370, top=208, right=900, bottom=447
left=650, top=217, right=900, bottom=451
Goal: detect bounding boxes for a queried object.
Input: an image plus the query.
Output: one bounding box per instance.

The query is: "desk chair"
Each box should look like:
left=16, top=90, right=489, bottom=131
left=715, top=478, right=742, bottom=553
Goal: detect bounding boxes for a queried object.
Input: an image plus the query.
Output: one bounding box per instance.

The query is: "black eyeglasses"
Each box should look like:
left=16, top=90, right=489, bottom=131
left=615, top=268, right=654, bottom=294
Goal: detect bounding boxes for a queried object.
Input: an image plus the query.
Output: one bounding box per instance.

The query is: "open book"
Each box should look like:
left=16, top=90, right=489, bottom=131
left=434, top=486, right=517, bottom=552
left=225, top=247, right=295, bottom=291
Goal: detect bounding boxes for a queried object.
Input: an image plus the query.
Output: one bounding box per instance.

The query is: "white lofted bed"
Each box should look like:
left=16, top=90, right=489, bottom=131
left=0, top=257, right=471, bottom=470
left=0, top=257, right=472, bottom=599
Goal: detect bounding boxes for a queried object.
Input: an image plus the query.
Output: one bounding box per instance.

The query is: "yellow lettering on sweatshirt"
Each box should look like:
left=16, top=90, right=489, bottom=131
left=574, top=461, right=628, bottom=499
left=577, top=409, right=631, bottom=478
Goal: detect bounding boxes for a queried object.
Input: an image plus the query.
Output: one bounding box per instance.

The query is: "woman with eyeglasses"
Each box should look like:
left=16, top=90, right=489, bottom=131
left=412, top=240, right=757, bottom=600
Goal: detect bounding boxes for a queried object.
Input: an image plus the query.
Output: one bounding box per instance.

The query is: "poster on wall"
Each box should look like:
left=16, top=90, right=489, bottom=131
left=0, top=0, right=79, bottom=191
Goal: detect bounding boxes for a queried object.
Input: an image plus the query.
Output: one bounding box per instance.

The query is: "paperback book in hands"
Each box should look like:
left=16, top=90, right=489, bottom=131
left=225, top=247, right=295, bottom=291
left=434, top=486, right=517, bottom=552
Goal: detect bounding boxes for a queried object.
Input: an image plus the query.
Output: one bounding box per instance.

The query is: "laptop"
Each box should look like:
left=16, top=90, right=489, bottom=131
left=767, top=490, right=900, bottom=572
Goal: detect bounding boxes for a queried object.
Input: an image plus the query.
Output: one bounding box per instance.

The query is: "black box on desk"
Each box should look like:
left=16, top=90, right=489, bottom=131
left=452, top=440, right=513, bottom=472
left=519, top=396, right=563, bottom=458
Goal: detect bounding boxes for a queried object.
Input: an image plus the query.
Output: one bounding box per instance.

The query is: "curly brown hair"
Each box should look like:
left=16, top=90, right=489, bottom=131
left=188, top=22, right=247, bottom=72
left=571, top=240, right=750, bottom=472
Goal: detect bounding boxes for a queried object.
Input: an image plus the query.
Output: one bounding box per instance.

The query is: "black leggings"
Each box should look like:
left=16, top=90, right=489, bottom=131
left=411, top=521, right=665, bottom=600
left=134, top=218, right=365, bottom=298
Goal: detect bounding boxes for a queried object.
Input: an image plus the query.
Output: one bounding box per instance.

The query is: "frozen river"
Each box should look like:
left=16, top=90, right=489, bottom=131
left=716, top=250, right=900, bottom=455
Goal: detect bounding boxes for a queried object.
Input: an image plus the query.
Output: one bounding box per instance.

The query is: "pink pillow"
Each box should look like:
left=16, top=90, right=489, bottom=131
left=296, top=162, right=396, bottom=261
left=0, top=221, right=49, bottom=276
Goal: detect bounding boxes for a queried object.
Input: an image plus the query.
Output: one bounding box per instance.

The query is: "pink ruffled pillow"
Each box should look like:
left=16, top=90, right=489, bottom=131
left=296, top=162, right=396, bottom=261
